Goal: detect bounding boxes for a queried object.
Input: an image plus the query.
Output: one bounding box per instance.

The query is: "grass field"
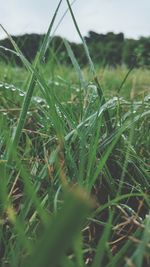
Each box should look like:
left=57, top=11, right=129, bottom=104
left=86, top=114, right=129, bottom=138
left=0, top=2, right=150, bottom=267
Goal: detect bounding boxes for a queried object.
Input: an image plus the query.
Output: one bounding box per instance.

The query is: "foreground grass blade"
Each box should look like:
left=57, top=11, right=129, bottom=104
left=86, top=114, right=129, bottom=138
left=63, top=38, right=85, bottom=87
left=25, top=188, right=93, bottom=267
left=1, top=0, right=62, bottom=159
left=65, top=0, right=94, bottom=73
left=65, top=0, right=112, bottom=133
left=117, top=65, right=134, bottom=94
left=92, top=212, right=112, bottom=267
left=132, top=213, right=150, bottom=267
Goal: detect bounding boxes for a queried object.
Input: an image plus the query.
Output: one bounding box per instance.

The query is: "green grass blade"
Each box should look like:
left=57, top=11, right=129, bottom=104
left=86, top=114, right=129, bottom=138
left=65, top=0, right=112, bottom=133
left=131, top=213, right=150, bottom=267
left=1, top=0, right=63, bottom=158
left=92, top=212, right=112, bottom=267
left=63, top=38, right=85, bottom=87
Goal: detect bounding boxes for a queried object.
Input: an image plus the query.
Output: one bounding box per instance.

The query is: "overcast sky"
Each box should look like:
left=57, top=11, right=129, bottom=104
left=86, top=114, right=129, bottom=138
left=0, top=0, right=150, bottom=42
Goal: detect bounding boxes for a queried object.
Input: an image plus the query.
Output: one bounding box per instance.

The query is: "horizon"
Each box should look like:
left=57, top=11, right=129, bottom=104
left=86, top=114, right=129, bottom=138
left=0, top=30, right=149, bottom=43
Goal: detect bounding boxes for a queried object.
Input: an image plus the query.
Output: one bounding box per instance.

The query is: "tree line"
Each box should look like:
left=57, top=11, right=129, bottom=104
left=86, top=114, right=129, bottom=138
left=0, top=31, right=150, bottom=68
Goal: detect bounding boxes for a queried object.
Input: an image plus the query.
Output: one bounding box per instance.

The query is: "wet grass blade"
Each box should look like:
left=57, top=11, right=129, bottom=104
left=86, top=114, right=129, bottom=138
left=63, top=38, right=85, bottom=87
left=65, top=0, right=113, bottom=133
left=1, top=0, right=63, bottom=159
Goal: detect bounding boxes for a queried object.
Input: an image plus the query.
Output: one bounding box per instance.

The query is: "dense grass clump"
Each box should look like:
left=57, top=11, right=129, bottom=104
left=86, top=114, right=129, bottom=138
left=0, top=2, right=150, bottom=267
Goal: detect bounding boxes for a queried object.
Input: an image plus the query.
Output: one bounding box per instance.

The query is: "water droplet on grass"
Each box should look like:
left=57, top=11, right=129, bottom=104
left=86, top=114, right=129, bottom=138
left=55, top=82, right=59, bottom=86
left=19, top=92, right=25, bottom=97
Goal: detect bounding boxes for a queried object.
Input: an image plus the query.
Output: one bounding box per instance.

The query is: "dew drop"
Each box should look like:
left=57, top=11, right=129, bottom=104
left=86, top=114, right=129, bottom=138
left=36, top=98, right=42, bottom=103
left=19, top=92, right=25, bottom=97
left=54, top=82, right=59, bottom=86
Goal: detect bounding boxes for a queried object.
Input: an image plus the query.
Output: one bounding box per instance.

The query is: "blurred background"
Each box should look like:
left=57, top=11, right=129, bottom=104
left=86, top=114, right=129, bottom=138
left=0, top=0, right=150, bottom=68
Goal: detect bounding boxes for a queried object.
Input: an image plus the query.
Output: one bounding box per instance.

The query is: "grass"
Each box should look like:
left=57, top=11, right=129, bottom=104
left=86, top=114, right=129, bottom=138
left=0, top=2, right=150, bottom=267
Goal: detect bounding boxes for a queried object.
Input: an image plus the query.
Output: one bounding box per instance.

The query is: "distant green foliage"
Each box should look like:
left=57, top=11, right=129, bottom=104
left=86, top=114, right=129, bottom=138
left=1, top=31, right=150, bottom=68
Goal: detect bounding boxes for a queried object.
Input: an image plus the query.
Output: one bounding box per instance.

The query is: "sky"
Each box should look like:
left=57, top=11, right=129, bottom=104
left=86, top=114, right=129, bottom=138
left=0, top=0, right=150, bottom=42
